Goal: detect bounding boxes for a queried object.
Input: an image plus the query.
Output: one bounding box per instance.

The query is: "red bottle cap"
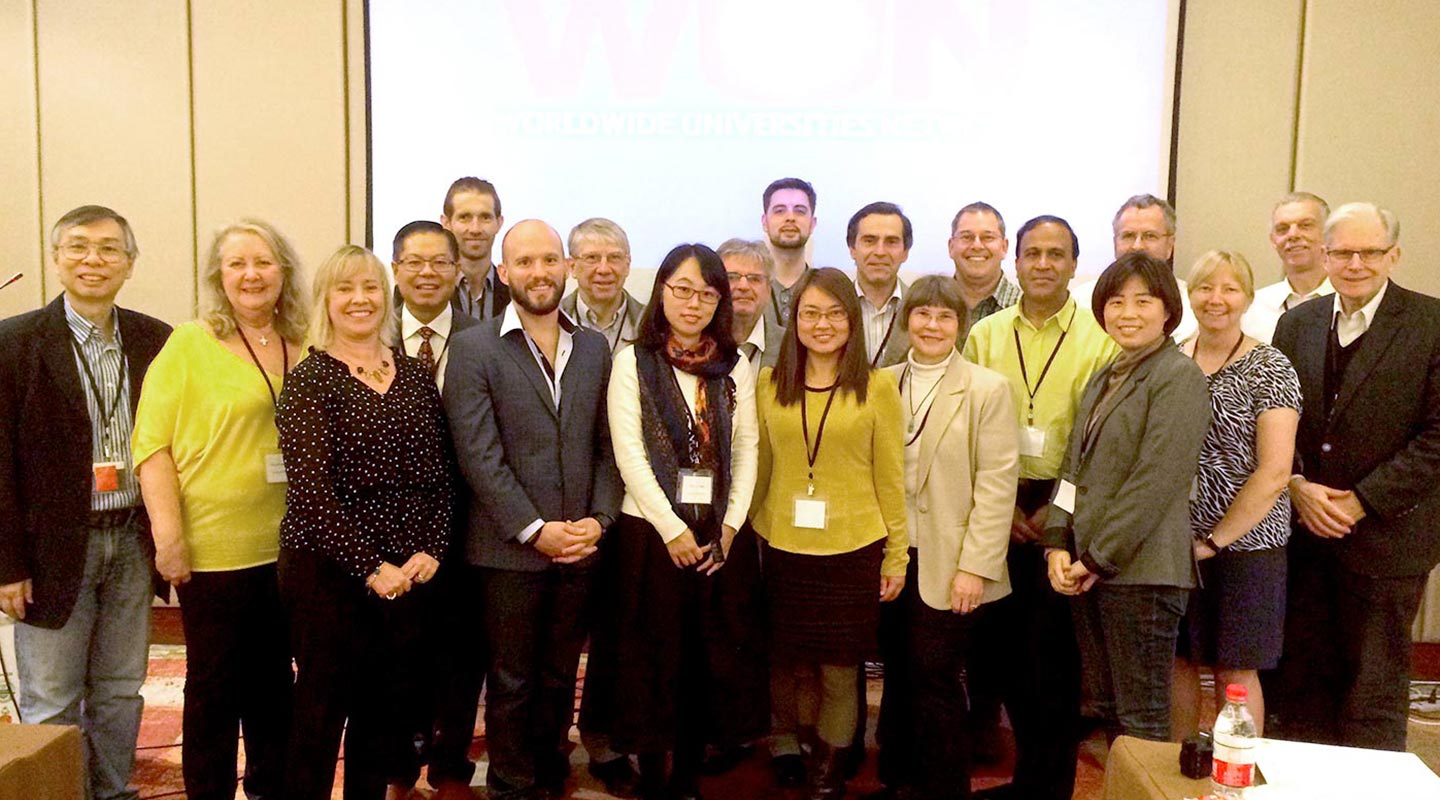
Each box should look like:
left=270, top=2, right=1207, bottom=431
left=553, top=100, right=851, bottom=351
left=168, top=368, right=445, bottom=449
left=1226, top=683, right=1248, bottom=703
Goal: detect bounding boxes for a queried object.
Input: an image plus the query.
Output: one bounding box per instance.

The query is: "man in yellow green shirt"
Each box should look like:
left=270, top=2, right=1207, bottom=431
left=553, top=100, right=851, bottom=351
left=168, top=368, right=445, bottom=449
left=962, top=215, right=1119, bottom=800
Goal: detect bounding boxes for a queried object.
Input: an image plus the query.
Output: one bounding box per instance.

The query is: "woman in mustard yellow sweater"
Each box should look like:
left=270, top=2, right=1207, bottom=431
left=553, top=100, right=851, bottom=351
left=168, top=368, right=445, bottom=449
left=752, top=267, right=908, bottom=800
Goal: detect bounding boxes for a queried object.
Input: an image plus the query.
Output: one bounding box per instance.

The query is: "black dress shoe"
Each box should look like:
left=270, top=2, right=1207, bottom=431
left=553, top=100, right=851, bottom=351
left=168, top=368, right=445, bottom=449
left=770, top=753, right=806, bottom=788
left=589, top=756, right=641, bottom=797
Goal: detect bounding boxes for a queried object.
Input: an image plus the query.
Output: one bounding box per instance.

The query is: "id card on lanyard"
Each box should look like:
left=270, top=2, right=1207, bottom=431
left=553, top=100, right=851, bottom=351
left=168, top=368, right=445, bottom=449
left=238, top=329, right=290, bottom=484
left=793, top=385, right=838, bottom=529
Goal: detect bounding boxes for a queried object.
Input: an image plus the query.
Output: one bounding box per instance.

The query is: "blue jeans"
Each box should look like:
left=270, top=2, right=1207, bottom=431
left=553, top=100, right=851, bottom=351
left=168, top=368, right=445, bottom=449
left=15, top=523, right=151, bottom=800
left=1071, top=583, right=1188, bottom=742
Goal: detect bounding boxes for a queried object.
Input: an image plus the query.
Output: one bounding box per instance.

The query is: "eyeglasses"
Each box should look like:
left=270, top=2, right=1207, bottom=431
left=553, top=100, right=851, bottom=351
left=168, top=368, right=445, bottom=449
left=576, top=253, right=629, bottom=267
left=58, top=242, right=129, bottom=264
left=397, top=256, right=458, bottom=273
left=665, top=282, right=721, bottom=306
left=726, top=272, right=768, bottom=286
left=1325, top=246, right=1392, bottom=265
left=1115, top=231, right=1171, bottom=245
left=952, top=232, right=1002, bottom=246
left=796, top=308, right=849, bottom=324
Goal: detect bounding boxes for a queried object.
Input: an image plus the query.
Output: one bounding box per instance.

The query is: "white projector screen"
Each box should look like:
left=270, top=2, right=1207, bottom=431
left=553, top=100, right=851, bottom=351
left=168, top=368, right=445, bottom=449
left=369, top=0, right=1178, bottom=281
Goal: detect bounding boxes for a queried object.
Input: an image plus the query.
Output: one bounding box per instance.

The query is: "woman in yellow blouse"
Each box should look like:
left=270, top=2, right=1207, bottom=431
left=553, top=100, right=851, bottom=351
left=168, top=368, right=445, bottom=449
left=133, top=220, right=307, bottom=800
left=752, top=267, right=907, bottom=800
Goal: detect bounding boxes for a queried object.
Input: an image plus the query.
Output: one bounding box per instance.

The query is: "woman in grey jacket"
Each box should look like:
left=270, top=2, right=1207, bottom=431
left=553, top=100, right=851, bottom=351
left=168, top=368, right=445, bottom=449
left=1042, top=251, right=1212, bottom=742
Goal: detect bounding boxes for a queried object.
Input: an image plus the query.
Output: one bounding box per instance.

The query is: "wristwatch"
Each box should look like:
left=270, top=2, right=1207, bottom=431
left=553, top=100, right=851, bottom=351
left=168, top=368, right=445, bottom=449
left=1202, top=534, right=1224, bottom=552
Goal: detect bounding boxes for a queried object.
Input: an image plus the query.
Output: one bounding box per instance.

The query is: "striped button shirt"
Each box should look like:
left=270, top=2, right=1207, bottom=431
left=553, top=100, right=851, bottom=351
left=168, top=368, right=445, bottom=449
left=65, top=300, right=139, bottom=510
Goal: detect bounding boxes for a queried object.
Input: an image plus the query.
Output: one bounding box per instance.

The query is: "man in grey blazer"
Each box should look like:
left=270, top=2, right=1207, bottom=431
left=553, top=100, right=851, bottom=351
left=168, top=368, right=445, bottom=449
left=560, top=217, right=645, bottom=355
left=444, top=219, right=624, bottom=800
left=848, top=202, right=912, bottom=368
left=720, top=238, right=783, bottom=372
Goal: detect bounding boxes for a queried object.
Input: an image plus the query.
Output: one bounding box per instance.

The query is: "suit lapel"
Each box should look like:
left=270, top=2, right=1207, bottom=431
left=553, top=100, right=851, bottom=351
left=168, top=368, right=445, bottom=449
left=916, top=358, right=968, bottom=489
left=1077, top=363, right=1142, bottom=470
left=40, top=298, right=89, bottom=419
left=500, top=331, right=559, bottom=418
left=1331, top=286, right=1403, bottom=422
left=1292, top=305, right=1330, bottom=420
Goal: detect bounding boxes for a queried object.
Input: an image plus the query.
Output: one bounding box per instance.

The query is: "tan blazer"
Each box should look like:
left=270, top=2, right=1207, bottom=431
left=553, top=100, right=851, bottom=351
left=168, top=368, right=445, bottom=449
left=888, top=355, right=1020, bottom=611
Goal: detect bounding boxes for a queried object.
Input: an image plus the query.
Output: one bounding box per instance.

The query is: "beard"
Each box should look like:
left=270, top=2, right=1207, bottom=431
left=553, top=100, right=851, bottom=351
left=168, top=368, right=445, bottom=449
left=768, top=230, right=810, bottom=251
left=512, top=278, right=562, bottom=316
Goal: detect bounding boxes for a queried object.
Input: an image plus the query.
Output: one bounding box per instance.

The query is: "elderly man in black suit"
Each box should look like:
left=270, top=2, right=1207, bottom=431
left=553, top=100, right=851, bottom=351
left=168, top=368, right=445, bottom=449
left=1272, top=201, right=1440, bottom=751
left=0, top=205, right=171, bottom=800
left=444, top=219, right=623, bottom=800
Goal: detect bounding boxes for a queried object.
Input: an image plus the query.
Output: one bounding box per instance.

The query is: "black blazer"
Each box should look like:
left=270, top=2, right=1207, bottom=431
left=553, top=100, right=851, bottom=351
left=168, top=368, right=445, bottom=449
left=442, top=314, right=623, bottom=571
left=0, top=296, right=172, bottom=628
left=1273, top=282, right=1440, bottom=577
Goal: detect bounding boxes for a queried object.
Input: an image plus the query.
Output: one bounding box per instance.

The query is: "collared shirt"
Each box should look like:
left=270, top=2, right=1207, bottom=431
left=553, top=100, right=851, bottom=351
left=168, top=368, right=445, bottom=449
left=962, top=295, right=1121, bottom=480
left=66, top=298, right=140, bottom=510
left=401, top=303, right=455, bottom=392
left=740, top=315, right=767, bottom=371
left=498, top=304, right=576, bottom=543
left=457, top=267, right=505, bottom=320
left=576, top=292, right=635, bottom=354
left=769, top=266, right=812, bottom=328
left=968, top=274, right=1023, bottom=323
left=1333, top=279, right=1389, bottom=348
left=856, top=278, right=905, bottom=365
left=1242, top=275, right=1335, bottom=343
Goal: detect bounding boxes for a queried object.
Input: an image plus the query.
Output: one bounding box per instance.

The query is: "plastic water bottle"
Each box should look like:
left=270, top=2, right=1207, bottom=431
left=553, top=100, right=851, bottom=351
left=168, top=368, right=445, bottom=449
left=1210, top=683, right=1258, bottom=799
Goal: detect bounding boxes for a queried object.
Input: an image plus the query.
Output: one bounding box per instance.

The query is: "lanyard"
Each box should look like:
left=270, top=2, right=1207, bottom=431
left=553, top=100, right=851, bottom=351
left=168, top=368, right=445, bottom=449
left=236, top=328, right=289, bottom=409
left=70, top=334, right=129, bottom=451
left=800, top=384, right=840, bottom=495
left=869, top=306, right=900, bottom=368
left=899, top=363, right=942, bottom=445
left=1013, top=305, right=1075, bottom=426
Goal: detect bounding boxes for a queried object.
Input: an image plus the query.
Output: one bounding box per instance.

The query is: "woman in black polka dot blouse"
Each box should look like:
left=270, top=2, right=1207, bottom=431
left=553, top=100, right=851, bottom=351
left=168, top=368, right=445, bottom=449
left=275, top=245, right=456, bottom=800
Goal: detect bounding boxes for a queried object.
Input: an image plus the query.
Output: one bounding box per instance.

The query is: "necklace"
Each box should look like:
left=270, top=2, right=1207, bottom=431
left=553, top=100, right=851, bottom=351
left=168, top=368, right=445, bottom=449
left=238, top=320, right=276, bottom=347
left=1190, top=332, right=1245, bottom=375
left=354, top=360, right=392, bottom=383
left=904, top=364, right=944, bottom=433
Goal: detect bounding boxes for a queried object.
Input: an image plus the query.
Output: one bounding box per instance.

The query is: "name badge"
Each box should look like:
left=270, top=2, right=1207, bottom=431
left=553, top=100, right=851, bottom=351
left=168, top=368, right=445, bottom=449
left=93, top=461, right=125, bottom=493
left=1020, top=426, right=1047, bottom=458
left=264, top=453, right=288, bottom=484
left=794, top=496, right=828, bottom=529
left=1053, top=479, right=1078, bottom=515
left=678, top=468, right=714, bottom=505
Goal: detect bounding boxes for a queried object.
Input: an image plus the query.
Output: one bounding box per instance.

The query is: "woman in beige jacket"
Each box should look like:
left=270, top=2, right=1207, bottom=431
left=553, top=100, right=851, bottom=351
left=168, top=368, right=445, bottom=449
left=873, top=275, right=1020, bottom=800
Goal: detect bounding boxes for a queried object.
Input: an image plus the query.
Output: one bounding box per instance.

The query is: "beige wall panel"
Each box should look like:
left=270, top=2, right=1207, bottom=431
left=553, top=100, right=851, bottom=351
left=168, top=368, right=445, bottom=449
left=0, top=0, right=44, bottom=318
left=36, top=0, right=194, bottom=325
left=347, top=0, right=368, bottom=248
left=191, top=2, right=348, bottom=286
left=1174, top=0, right=1302, bottom=284
left=1296, top=0, right=1440, bottom=297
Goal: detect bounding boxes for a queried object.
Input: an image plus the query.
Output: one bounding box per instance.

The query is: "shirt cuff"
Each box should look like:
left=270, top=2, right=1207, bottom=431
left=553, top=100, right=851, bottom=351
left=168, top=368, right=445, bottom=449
left=516, top=518, right=544, bottom=544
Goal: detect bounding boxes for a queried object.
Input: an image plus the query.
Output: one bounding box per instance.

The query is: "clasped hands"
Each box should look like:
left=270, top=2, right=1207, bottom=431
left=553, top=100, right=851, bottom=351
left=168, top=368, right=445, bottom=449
left=1046, top=549, right=1099, bottom=596
left=666, top=525, right=737, bottom=574
left=366, top=552, right=441, bottom=599
left=533, top=518, right=604, bottom=564
left=1289, top=476, right=1365, bottom=539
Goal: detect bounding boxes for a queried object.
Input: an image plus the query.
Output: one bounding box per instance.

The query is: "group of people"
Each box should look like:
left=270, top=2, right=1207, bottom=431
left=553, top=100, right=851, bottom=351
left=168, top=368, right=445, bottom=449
left=0, top=174, right=1436, bottom=800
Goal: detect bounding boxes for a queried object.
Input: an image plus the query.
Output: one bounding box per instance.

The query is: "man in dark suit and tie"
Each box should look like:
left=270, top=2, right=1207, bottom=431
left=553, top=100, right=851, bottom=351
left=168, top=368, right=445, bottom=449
left=0, top=205, right=171, bottom=800
left=1272, top=201, right=1440, bottom=751
left=389, top=220, right=483, bottom=799
left=444, top=219, right=623, bottom=799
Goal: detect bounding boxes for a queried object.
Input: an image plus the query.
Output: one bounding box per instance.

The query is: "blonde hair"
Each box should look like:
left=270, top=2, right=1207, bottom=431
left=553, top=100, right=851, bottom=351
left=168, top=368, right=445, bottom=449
left=1186, top=250, right=1256, bottom=302
left=201, top=220, right=309, bottom=342
left=305, top=245, right=397, bottom=351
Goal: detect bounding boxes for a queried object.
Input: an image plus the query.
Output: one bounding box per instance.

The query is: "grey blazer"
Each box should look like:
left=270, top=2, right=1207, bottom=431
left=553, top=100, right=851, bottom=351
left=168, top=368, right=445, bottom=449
left=443, top=316, right=624, bottom=571
left=1042, top=343, right=1211, bottom=587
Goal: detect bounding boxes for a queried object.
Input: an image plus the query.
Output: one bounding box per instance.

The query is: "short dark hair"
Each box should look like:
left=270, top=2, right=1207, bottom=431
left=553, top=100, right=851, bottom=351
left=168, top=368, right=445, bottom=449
left=442, top=177, right=502, bottom=218
left=50, top=205, right=138, bottom=258
left=900, top=275, right=968, bottom=334
left=846, top=201, right=913, bottom=250
left=771, top=267, right=872, bottom=406
left=1015, top=215, right=1080, bottom=261
left=635, top=243, right=738, bottom=360
left=1091, top=251, right=1184, bottom=338
left=762, top=177, right=816, bottom=213
left=392, top=220, right=459, bottom=262
left=950, top=201, right=1006, bottom=238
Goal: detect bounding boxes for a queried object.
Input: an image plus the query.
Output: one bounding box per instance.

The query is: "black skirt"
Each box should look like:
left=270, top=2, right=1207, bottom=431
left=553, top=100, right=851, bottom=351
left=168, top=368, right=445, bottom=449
left=764, top=538, right=886, bottom=664
left=581, top=514, right=770, bottom=754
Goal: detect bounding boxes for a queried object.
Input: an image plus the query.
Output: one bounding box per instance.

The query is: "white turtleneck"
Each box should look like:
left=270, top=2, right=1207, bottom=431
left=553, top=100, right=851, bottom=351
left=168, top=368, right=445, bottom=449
left=902, top=350, right=953, bottom=547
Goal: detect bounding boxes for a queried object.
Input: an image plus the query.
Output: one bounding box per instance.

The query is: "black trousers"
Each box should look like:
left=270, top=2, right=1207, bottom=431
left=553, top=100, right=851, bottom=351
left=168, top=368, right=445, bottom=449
left=1272, top=536, right=1427, bottom=751
left=175, top=564, right=292, bottom=800
left=279, top=548, right=436, bottom=800
left=967, top=481, right=1079, bottom=800
left=876, top=550, right=977, bottom=800
left=425, top=562, right=487, bottom=787
left=482, top=565, right=593, bottom=799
